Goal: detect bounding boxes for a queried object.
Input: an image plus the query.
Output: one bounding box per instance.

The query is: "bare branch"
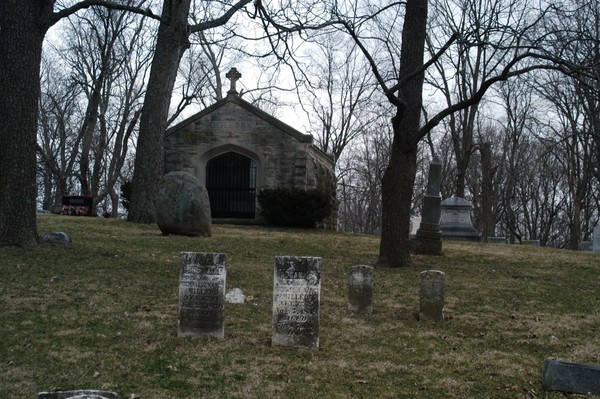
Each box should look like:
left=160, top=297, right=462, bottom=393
left=420, top=52, right=577, bottom=138
left=44, top=1, right=163, bottom=29
left=391, top=32, right=459, bottom=94
left=189, top=0, right=253, bottom=33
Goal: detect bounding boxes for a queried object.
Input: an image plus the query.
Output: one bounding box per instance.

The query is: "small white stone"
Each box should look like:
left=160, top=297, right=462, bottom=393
left=225, top=288, right=246, bottom=304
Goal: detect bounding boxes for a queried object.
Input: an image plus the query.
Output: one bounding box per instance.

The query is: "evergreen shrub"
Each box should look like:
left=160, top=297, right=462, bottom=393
left=258, top=188, right=333, bottom=228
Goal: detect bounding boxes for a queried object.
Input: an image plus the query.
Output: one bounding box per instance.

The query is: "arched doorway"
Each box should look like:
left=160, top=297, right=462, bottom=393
left=206, top=152, right=257, bottom=219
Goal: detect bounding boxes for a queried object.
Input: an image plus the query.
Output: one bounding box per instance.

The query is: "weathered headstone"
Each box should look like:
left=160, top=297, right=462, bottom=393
left=348, top=265, right=374, bottom=315
left=542, top=358, right=600, bottom=395
left=593, top=226, right=600, bottom=252
left=581, top=241, right=593, bottom=251
left=178, top=252, right=226, bottom=338
left=155, top=171, right=212, bottom=237
left=439, top=196, right=481, bottom=242
left=412, top=156, right=443, bottom=255
left=38, top=390, right=118, bottom=399
left=522, top=239, right=540, bottom=246
left=419, top=270, right=445, bottom=321
left=410, top=216, right=421, bottom=236
left=272, top=256, right=321, bottom=349
left=487, top=237, right=507, bottom=244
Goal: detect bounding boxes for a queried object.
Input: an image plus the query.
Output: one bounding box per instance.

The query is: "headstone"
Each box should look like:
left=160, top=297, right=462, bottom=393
left=272, top=256, right=321, bottom=349
left=522, top=239, right=540, bottom=246
left=225, top=288, right=246, bottom=304
left=542, top=358, right=600, bottom=395
left=412, top=156, right=443, bottom=255
left=439, top=196, right=481, bottom=242
left=38, top=231, right=72, bottom=245
left=38, top=390, right=118, bottom=399
left=178, top=252, right=226, bottom=338
left=593, top=226, right=600, bottom=252
left=61, top=196, right=93, bottom=216
left=155, top=171, right=212, bottom=237
left=581, top=241, right=593, bottom=251
left=348, top=265, right=374, bottom=315
left=409, top=216, right=421, bottom=236
left=487, top=237, right=507, bottom=244
left=419, top=270, right=445, bottom=321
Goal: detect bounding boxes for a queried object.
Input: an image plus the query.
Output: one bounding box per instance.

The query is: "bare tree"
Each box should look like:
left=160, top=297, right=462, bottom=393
left=253, top=0, right=578, bottom=266
left=0, top=0, right=164, bottom=246
left=337, top=117, right=392, bottom=234
left=535, top=71, right=597, bottom=249
left=467, top=122, right=503, bottom=241
left=127, top=0, right=252, bottom=224
left=490, top=78, right=543, bottom=243
left=37, top=5, right=152, bottom=217
left=298, top=34, right=378, bottom=165
left=37, top=56, right=82, bottom=211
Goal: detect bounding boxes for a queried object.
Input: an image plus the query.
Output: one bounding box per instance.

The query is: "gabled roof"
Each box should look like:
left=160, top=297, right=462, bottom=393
left=165, top=94, right=313, bottom=144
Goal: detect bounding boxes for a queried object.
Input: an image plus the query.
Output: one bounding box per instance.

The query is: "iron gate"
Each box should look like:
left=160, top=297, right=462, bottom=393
left=206, top=152, right=256, bottom=219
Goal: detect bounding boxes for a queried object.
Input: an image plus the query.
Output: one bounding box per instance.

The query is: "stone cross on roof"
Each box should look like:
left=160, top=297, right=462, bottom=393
left=226, top=67, right=242, bottom=95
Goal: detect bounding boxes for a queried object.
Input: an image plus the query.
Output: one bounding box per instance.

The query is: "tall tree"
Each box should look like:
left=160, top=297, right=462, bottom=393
left=254, top=0, right=573, bottom=266
left=0, top=2, right=49, bottom=246
left=127, top=0, right=252, bottom=223
left=376, top=0, right=429, bottom=267
left=0, top=1, right=162, bottom=246
left=336, top=117, right=393, bottom=234
left=37, top=55, right=82, bottom=211
left=38, top=9, right=151, bottom=217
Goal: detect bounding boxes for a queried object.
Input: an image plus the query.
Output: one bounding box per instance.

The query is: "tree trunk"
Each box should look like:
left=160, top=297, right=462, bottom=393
left=0, top=3, right=47, bottom=246
left=378, top=0, right=427, bottom=268
left=455, top=157, right=467, bottom=198
left=127, top=0, right=192, bottom=223
left=110, top=188, right=120, bottom=218
left=379, top=139, right=419, bottom=267
left=479, top=142, right=495, bottom=240
left=42, top=171, right=54, bottom=212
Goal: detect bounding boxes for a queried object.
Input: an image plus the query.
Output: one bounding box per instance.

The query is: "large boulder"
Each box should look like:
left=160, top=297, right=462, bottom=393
left=155, top=171, right=212, bottom=237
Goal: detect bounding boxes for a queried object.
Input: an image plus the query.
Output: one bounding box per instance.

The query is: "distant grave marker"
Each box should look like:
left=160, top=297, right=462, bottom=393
left=348, top=265, right=374, bottom=315
left=439, top=197, right=481, bottom=242
left=593, top=226, right=600, bottom=252
left=61, top=196, right=93, bottom=216
left=581, top=241, right=593, bottom=251
left=413, top=156, right=443, bottom=255
left=419, top=270, right=445, bottom=321
left=178, top=252, right=226, bottom=338
left=272, top=256, right=321, bottom=349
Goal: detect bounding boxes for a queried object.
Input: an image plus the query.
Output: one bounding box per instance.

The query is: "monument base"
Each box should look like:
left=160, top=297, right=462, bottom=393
left=412, top=223, right=442, bottom=255
left=411, top=238, right=442, bottom=255
left=440, top=227, right=481, bottom=242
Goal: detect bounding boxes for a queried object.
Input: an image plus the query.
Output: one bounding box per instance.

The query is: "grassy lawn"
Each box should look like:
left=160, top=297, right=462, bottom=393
left=1, top=214, right=599, bottom=398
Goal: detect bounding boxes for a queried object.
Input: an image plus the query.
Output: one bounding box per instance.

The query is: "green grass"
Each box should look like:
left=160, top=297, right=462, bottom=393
left=1, top=215, right=599, bottom=398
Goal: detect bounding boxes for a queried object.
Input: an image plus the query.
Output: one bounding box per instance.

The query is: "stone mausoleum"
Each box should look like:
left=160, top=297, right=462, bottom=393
left=164, top=68, right=335, bottom=224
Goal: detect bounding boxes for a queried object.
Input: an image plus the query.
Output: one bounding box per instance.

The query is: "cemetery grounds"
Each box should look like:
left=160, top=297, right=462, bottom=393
left=0, top=215, right=599, bottom=398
